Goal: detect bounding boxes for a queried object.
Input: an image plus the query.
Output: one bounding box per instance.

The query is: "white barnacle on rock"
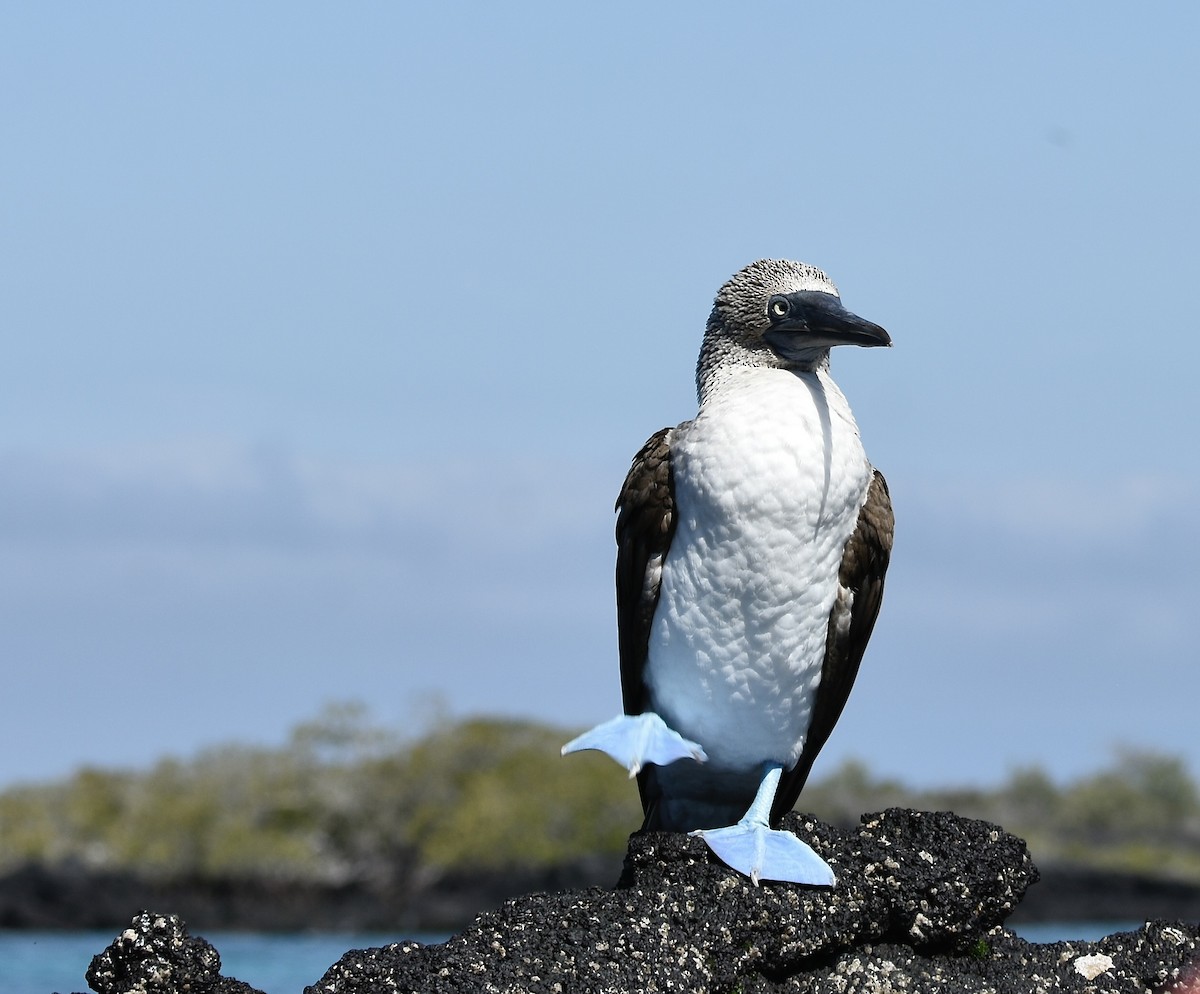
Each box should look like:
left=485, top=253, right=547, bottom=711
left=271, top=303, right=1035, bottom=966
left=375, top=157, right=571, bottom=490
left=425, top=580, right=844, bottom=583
left=1073, top=952, right=1114, bottom=980
left=717, top=876, right=740, bottom=894
left=908, top=911, right=934, bottom=940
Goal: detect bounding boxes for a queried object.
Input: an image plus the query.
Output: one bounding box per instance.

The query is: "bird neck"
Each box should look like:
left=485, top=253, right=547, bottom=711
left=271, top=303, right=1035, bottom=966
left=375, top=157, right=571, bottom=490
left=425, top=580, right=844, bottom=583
left=695, top=331, right=830, bottom=406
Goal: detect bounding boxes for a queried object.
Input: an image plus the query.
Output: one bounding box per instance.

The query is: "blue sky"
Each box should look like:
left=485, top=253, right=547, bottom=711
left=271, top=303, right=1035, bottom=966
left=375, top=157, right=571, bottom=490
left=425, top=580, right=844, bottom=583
left=1, top=4, right=1197, bottom=791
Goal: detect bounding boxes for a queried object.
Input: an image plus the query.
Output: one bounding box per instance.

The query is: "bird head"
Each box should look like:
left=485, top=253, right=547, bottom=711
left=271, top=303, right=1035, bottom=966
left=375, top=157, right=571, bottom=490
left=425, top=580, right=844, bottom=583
left=698, top=259, right=890, bottom=398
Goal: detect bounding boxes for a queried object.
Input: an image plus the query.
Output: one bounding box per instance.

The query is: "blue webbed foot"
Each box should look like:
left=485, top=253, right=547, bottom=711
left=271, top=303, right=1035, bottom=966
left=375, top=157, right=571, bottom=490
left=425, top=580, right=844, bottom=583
left=691, top=763, right=835, bottom=887
left=561, top=712, right=707, bottom=777
left=693, top=823, right=835, bottom=887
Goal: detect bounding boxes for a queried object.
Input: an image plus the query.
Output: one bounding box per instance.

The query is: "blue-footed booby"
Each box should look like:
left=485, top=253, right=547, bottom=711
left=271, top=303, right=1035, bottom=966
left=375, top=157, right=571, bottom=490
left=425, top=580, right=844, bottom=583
left=564, top=258, right=894, bottom=886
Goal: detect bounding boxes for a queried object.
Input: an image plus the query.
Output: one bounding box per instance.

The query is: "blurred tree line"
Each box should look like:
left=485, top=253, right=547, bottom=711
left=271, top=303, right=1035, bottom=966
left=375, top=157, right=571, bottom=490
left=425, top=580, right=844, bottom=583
left=800, top=750, right=1200, bottom=879
left=2, top=703, right=1198, bottom=884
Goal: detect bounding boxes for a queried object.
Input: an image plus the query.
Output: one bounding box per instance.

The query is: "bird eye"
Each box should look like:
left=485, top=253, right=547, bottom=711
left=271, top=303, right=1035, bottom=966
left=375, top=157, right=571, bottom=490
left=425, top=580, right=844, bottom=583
left=768, top=296, right=790, bottom=320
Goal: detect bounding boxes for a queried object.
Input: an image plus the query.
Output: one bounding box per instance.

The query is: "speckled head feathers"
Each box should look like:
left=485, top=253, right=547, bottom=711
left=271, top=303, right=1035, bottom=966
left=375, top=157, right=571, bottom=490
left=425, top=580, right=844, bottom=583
left=708, top=259, right=839, bottom=337
left=694, top=259, right=884, bottom=402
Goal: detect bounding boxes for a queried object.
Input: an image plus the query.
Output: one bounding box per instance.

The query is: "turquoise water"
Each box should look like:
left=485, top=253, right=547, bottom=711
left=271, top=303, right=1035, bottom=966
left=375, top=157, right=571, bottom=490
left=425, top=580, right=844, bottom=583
left=0, top=924, right=1144, bottom=994
left=0, top=931, right=443, bottom=994
left=1012, top=920, right=1142, bottom=944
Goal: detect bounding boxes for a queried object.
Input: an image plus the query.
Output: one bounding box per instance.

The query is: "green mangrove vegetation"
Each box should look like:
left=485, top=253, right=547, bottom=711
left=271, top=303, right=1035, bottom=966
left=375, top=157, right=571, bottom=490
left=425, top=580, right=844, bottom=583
left=2, top=703, right=1198, bottom=885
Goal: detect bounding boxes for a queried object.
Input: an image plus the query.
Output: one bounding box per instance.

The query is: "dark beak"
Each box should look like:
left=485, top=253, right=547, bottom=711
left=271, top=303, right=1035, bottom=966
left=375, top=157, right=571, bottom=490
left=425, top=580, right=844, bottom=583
left=763, top=290, right=891, bottom=359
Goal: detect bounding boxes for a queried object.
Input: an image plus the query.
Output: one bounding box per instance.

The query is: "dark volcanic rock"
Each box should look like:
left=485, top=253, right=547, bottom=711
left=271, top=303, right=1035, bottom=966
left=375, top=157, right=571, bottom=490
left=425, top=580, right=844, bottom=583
left=304, top=809, right=1050, bottom=993
left=85, top=810, right=1200, bottom=994
left=86, top=911, right=264, bottom=994
left=603, top=807, right=1036, bottom=971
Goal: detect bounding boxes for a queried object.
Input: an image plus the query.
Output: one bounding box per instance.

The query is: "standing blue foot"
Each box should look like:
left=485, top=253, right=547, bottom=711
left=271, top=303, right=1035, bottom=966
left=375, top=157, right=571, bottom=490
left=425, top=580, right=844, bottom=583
left=691, top=763, right=835, bottom=887
left=561, top=712, right=707, bottom=776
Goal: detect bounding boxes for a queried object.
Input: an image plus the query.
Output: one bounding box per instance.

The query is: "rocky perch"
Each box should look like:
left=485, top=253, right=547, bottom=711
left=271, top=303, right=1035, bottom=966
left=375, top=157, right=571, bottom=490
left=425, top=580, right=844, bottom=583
left=85, top=809, right=1200, bottom=994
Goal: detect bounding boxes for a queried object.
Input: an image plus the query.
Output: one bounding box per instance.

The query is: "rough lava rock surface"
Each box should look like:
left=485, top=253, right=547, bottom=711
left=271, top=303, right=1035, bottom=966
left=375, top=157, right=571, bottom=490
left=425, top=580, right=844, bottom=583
left=83, top=809, right=1200, bottom=994
left=86, top=911, right=263, bottom=994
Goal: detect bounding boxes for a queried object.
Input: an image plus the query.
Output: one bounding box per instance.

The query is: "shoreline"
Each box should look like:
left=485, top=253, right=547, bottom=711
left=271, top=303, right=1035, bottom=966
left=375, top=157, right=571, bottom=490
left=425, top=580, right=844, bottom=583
left=2, top=854, right=1198, bottom=933
left=80, top=812, right=1200, bottom=994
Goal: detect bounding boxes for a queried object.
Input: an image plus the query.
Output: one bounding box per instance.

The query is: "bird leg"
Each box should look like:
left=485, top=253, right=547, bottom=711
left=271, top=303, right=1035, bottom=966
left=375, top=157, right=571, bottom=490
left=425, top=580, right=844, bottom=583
left=690, top=762, right=835, bottom=887
left=561, top=712, right=707, bottom=777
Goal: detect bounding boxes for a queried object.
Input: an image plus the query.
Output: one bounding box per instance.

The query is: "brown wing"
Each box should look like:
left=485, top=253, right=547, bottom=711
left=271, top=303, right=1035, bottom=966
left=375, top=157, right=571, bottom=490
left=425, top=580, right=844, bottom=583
left=614, top=427, right=681, bottom=824
left=770, top=469, right=894, bottom=824
left=614, top=426, right=678, bottom=716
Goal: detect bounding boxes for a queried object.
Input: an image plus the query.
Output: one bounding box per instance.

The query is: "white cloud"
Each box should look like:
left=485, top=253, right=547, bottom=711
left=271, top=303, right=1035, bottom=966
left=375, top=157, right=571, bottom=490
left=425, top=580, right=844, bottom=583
left=2, top=440, right=1197, bottom=788
left=0, top=439, right=621, bottom=780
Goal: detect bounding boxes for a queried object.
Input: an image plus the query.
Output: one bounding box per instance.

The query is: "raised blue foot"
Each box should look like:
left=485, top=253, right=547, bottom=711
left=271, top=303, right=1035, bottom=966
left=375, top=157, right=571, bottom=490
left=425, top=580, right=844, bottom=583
left=561, top=712, right=707, bottom=776
left=691, top=763, right=835, bottom=887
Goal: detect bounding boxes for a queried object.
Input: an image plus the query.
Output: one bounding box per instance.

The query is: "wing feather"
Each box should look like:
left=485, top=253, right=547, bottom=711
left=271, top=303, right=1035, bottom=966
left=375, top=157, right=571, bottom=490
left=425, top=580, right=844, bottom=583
left=614, top=427, right=678, bottom=715
left=614, top=427, right=680, bottom=824
left=771, top=469, right=894, bottom=823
